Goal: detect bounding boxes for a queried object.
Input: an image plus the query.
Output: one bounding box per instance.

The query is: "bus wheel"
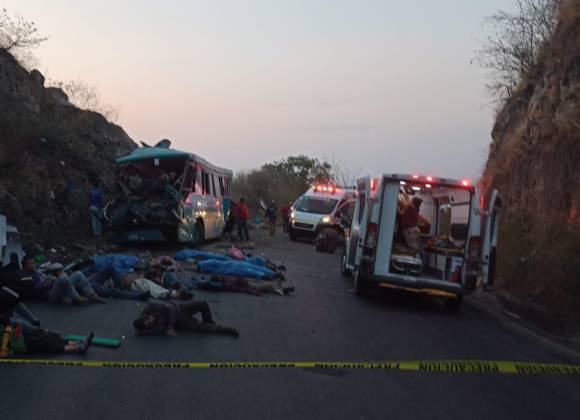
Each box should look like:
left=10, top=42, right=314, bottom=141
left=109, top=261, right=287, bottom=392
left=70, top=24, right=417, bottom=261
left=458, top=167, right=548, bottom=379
left=354, top=268, right=367, bottom=297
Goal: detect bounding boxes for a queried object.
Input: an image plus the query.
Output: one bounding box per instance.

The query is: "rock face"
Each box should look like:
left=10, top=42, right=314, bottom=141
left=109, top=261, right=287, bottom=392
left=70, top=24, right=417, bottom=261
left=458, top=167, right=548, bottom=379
left=0, top=49, right=137, bottom=245
left=481, top=3, right=580, bottom=316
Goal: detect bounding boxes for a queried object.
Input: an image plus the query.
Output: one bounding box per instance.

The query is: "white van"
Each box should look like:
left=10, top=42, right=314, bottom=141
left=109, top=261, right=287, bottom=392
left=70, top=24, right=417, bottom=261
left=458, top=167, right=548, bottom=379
left=289, top=185, right=357, bottom=250
left=341, top=174, right=500, bottom=310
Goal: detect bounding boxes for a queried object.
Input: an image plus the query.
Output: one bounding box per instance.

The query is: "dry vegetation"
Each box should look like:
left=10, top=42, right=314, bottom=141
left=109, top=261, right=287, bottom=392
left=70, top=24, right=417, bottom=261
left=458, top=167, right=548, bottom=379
left=481, top=0, right=580, bottom=321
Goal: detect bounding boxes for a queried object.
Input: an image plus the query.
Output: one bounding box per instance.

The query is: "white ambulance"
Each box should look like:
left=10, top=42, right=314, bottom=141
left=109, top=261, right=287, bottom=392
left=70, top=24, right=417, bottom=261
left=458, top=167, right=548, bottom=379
left=289, top=184, right=357, bottom=251
left=341, top=174, right=500, bottom=310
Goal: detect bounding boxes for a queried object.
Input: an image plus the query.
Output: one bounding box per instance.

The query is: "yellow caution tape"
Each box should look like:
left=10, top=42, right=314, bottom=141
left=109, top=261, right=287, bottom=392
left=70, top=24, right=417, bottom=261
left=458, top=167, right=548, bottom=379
left=0, top=359, right=579, bottom=374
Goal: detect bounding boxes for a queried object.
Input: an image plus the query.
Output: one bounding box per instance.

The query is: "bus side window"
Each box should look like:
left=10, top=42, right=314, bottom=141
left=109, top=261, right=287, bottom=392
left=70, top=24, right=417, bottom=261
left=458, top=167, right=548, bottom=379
left=203, top=172, right=210, bottom=195
left=211, top=174, right=218, bottom=197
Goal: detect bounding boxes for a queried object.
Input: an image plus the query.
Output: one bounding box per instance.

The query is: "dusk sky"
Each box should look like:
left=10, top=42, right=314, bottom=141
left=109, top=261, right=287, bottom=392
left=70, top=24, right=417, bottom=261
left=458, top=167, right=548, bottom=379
left=6, top=0, right=513, bottom=182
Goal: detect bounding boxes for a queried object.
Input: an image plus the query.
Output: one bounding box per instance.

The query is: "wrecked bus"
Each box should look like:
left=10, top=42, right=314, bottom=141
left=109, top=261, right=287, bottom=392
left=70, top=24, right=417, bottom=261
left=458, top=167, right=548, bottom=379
left=104, top=141, right=232, bottom=244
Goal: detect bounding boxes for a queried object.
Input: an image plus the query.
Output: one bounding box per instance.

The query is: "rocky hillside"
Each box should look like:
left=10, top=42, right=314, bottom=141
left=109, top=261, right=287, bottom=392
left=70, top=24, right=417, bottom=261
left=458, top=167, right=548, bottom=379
left=0, top=49, right=137, bottom=246
left=481, top=2, right=580, bottom=321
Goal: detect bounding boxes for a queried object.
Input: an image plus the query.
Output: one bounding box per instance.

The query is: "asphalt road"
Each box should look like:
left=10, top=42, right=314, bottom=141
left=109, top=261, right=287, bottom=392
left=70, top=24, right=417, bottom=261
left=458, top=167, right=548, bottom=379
left=1, top=229, right=579, bottom=420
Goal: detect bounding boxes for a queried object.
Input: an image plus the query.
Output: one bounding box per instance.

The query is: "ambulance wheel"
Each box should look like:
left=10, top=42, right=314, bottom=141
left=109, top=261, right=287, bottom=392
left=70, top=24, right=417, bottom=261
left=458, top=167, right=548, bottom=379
left=289, top=231, right=297, bottom=241
left=444, top=296, right=462, bottom=312
left=354, top=268, right=367, bottom=297
left=341, top=251, right=352, bottom=276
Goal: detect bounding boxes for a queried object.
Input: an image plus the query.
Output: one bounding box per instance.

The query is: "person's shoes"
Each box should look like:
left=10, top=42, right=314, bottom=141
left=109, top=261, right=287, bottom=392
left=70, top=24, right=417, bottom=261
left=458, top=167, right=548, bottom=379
left=73, top=296, right=88, bottom=305
left=89, top=295, right=107, bottom=304
left=221, top=327, right=239, bottom=338
left=75, top=332, right=94, bottom=354
left=283, top=286, right=295, bottom=294
left=274, top=288, right=284, bottom=296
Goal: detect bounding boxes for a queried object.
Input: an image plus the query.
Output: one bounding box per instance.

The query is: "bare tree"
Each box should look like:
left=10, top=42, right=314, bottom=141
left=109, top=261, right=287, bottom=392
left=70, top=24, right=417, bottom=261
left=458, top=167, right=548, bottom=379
left=0, top=8, right=47, bottom=55
left=473, top=0, right=560, bottom=104
left=51, top=79, right=120, bottom=123
left=324, top=155, right=359, bottom=188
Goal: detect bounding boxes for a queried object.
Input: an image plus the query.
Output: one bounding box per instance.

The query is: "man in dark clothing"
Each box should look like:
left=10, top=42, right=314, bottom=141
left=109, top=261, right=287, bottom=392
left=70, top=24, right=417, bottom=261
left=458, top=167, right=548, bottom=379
left=265, top=200, right=277, bottom=236
left=133, top=301, right=239, bottom=338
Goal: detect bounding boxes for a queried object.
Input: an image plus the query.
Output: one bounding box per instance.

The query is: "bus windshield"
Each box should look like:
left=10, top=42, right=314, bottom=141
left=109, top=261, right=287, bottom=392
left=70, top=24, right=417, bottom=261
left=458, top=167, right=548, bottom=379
left=294, top=197, right=338, bottom=215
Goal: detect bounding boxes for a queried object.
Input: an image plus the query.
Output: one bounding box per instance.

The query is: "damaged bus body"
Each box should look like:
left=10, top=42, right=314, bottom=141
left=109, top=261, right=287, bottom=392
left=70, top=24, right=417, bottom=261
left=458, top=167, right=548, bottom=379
left=342, top=173, right=500, bottom=310
left=104, top=142, right=232, bottom=244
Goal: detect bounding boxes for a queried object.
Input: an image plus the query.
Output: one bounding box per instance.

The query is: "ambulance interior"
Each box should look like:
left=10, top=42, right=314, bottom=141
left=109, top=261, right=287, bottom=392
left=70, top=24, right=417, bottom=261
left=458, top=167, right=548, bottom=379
left=390, top=182, right=472, bottom=282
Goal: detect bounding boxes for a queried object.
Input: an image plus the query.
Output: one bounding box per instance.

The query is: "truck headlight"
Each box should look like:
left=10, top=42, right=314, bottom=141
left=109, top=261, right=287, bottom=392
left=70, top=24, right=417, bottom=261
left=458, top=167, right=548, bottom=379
left=321, top=215, right=331, bottom=224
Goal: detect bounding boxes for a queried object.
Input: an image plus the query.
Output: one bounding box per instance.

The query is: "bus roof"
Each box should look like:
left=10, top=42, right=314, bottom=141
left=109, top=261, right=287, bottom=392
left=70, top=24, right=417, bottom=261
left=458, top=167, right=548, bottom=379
left=117, top=147, right=233, bottom=177
left=117, top=147, right=190, bottom=163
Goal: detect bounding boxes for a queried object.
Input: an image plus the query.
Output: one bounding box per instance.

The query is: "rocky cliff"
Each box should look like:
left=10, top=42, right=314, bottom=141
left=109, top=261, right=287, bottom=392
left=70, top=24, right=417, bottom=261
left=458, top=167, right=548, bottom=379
left=0, top=49, right=137, bottom=245
left=481, top=1, right=580, bottom=320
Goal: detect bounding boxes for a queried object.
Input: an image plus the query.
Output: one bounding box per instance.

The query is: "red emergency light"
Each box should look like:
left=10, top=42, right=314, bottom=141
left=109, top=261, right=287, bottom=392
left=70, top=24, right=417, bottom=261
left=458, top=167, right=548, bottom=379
left=461, top=179, right=471, bottom=187
left=313, top=184, right=338, bottom=194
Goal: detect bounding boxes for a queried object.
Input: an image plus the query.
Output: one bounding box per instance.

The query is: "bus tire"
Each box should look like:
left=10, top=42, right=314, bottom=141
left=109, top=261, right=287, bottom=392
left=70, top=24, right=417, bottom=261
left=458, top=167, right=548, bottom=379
left=354, top=268, right=367, bottom=297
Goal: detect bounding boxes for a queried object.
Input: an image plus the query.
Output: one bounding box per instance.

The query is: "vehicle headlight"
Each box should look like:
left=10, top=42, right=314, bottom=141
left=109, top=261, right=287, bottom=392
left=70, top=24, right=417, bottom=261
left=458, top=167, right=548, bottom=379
left=290, top=211, right=295, bottom=220
left=321, top=215, right=331, bottom=224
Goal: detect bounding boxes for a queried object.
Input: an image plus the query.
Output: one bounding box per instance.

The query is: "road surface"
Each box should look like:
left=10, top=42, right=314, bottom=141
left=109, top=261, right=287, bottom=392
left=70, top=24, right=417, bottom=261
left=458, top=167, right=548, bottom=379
left=1, top=230, right=579, bottom=419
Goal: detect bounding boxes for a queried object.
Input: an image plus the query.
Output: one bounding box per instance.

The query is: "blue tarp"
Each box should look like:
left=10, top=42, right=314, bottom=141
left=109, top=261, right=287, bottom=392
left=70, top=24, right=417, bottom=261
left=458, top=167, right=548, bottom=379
left=245, top=255, right=268, bottom=267
left=91, top=254, right=139, bottom=274
left=174, top=249, right=230, bottom=262
left=197, top=259, right=276, bottom=280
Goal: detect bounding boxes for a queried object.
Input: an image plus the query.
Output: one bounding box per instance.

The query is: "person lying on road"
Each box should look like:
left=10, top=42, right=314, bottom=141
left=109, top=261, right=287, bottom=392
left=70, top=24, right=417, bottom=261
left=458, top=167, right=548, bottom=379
left=22, top=256, right=106, bottom=304
left=133, top=301, right=239, bottom=338
left=123, top=273, right=191, bottom=300
left=81, top=265, right=149, bottom=300
left=0, top=286, right=94, bottom=357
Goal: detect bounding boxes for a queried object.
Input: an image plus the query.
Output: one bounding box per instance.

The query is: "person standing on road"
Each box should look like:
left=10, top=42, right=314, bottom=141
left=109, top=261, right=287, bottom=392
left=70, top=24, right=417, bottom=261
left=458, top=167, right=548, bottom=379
left=236, top=198, right=250, bottom=241
left=280, top=203, right=291, bottom=233
left=265, top=200, right=277, bottom=236
left=88, top=179, right=103, bottom=237
left=132, top=301, right=239, bottom=337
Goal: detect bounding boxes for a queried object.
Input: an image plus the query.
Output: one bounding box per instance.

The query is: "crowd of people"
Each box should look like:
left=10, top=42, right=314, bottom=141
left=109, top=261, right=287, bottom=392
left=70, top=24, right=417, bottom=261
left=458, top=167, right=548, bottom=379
left=0, top=250, right=243, bottom=358
left=224, top=198, right=292, bottom=240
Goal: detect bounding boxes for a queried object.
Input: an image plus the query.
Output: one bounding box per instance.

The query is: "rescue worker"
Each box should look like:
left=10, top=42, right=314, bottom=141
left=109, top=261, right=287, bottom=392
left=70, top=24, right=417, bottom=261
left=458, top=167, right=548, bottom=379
left=399, top=197, right=423, bottom=251
left=280, top=203, right=291, bottom=233
left=236, top=198, right=250, bottom=241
